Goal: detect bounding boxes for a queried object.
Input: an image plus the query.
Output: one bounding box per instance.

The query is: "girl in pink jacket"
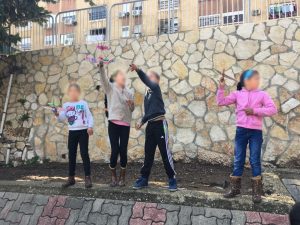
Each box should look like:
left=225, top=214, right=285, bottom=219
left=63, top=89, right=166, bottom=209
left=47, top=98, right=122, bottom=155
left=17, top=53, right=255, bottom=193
left=217, top=69, right=277, bottom=203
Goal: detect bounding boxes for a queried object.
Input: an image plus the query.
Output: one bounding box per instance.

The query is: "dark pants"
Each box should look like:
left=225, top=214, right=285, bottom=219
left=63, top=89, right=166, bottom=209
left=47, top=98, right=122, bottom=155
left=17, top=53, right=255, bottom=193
left=68, top=129, right=91, bottom=176
left=233, top=127, right=263, bottom=177
left=108, top=121, right=130, bottom=168
left=141, top=120, right=176, bottom=179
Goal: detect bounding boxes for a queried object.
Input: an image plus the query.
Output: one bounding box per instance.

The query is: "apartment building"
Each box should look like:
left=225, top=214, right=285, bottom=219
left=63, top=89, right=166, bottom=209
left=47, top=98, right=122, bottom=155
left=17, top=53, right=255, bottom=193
left=13, top=0, right=299, bottom=51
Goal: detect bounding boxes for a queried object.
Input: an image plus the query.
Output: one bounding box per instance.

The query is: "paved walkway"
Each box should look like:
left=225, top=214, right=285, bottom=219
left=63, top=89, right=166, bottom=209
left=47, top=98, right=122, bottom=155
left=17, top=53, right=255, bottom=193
left=282, top=179, right=300, bottom=202
left=0, top=192, right=290, bottom=225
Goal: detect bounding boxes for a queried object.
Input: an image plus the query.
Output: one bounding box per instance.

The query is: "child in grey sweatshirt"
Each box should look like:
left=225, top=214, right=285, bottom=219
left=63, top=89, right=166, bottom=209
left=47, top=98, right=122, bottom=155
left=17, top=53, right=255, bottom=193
left=98, top=62, right=134, bottom=187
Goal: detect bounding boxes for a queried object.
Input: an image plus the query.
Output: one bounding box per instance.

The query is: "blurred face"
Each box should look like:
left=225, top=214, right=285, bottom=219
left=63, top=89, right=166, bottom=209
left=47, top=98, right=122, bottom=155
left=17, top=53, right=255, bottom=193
left=114, top=71, right=126, bottom=87
left=244, top=73, right=260, bottom=90
left=68, top=87, right=80, bottom=101
left=147, top=71, right=159, bottom=84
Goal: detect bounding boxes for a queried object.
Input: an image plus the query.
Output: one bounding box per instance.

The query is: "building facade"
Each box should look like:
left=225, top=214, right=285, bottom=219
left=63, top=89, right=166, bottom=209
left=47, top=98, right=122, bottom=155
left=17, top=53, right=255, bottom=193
left=12, top=0, right=299, bottom=51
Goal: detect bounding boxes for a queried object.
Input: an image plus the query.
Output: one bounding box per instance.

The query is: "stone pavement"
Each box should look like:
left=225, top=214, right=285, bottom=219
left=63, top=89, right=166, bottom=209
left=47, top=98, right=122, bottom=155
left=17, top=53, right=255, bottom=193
left=282, top=179, right=300, bottom=202
left=0, top=192, right=290, bottom=225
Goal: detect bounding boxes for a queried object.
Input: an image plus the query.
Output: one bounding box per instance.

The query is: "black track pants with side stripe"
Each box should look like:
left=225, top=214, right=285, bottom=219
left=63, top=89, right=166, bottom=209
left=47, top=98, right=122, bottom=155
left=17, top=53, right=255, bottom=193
left=140, top=120, right=176, bottom=179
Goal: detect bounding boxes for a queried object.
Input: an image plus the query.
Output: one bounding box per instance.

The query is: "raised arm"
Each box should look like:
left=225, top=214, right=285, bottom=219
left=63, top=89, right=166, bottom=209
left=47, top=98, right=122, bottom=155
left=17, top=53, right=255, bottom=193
left=130, top=64, right=158, bottom=90
left=253, top=93, right=277, bottom=117
left=216, top=88, right=237, bottom=106
left=136, top=69, right=159, bottom=90
left=98, top=62, right=112, bottom=94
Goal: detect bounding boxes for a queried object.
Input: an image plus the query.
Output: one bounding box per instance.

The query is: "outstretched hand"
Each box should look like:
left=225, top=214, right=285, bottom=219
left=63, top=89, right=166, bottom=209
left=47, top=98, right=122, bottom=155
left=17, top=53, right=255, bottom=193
left=98, top=61, right=104, bottom=68
left=129, top=64, right=138, bottom=72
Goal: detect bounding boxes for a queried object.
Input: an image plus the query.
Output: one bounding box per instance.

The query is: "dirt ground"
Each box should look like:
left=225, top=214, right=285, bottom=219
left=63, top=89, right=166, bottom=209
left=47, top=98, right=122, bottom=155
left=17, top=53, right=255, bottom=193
left=0, top=161, right=256, bottom=194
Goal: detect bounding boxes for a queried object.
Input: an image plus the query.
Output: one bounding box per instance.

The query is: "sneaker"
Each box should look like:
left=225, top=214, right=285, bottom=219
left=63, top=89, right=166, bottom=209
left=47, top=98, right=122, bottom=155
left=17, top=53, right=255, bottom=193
left=133, top=177, right=148, bottom=189
left=168, top=178, right=178, bottom=192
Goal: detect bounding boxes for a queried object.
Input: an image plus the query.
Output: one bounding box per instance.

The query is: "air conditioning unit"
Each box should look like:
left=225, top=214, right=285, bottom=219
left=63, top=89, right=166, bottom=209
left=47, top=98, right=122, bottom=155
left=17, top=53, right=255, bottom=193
left=252, top=9, right=261, bottom=16
left=119, top=12, right=130, bottom=18
left=132, top=10, right=142, bottom=16
left=63, top=38, right=74, bottom=46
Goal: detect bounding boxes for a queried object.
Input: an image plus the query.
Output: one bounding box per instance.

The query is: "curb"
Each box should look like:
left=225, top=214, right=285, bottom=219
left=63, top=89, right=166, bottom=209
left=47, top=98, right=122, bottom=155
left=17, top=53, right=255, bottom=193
left=0, top=177, right=294, bottom=214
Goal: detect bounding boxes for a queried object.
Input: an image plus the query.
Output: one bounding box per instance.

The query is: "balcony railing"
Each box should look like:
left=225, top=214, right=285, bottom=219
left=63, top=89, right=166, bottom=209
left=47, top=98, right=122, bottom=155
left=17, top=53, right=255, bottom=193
left=1, top=0, right=299, bottom=55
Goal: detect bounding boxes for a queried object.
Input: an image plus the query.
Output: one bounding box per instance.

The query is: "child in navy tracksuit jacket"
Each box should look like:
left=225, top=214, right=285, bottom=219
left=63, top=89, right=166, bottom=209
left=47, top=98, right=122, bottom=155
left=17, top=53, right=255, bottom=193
left=130, top=64, right=177, bottom=192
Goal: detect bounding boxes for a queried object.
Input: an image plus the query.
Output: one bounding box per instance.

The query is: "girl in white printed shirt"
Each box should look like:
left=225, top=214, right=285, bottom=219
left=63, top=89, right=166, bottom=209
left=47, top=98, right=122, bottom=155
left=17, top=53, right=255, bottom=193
left=54, top=83, right=94, bottom=189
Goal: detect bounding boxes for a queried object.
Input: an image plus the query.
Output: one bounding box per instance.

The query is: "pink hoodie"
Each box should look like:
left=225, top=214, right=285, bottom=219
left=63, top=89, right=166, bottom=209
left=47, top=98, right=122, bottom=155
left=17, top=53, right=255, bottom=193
left=217, top=87, right=277, bottom=130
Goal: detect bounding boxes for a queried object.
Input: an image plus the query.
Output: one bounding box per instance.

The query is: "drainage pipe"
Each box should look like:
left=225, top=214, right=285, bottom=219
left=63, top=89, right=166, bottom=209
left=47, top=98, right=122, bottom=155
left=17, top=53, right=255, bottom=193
left=0, top=73, right=13, bottom=138
left=5, top=144, right=11, bottom=165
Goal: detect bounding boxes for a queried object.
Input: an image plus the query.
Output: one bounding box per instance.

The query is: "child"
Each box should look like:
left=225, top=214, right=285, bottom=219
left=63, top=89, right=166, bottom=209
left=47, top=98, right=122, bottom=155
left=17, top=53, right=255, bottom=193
left=217, top=69, right=277, bottom=203
left=129, top=64, right=177, bottom=192
left=54, top=83, right=94, bottom=189
left=98, top=61, right=134, bottom=187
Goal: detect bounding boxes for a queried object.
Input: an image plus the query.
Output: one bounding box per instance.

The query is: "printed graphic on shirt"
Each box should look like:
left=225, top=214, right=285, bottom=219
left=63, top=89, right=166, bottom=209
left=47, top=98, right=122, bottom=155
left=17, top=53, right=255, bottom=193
left=66, top=105, right=85, bottom=126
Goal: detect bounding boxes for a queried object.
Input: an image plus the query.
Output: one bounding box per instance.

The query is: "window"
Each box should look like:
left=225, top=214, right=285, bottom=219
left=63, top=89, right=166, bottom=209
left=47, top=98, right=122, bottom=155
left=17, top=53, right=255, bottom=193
left=122, top=26, right=130, bottom=38
left=122, top=3, right=131, bottom=13
left=132, top=1, right=143, bottom=16
left=133, top=24, right=142, bottom=34
left=89, top=6, right=107, bottom=20
left=61, top=12, right=76, bottom=25
left=60, top=33, right=74, bottom=45
left=199, top=14, right=220, bottom=27
left=44, top=14, right=55, bottom=29
left=86, top=28, right=106, bottom=43
left=269, top=2, right=297, bottom=20
left=159, top=0, right=179, bottom=10
left=44, top=35, right=56, bottom=46
left=18, top=38, right=31, bottom=51
left=133, top=1, right=142, bottom=10
left=223, top=11, right=243, bottom=24
left=159, top=17, right=178, bottom=34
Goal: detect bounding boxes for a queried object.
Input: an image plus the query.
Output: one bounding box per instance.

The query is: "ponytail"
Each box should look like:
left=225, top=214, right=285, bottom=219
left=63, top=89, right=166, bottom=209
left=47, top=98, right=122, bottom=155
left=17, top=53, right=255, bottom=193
left=236, top=74, right=245, bottom=91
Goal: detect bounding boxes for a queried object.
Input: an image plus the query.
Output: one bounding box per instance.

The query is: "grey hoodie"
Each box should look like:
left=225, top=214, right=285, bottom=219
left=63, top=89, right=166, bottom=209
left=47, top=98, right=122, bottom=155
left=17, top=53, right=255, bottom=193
left=99, top=67, right=134, bottom=124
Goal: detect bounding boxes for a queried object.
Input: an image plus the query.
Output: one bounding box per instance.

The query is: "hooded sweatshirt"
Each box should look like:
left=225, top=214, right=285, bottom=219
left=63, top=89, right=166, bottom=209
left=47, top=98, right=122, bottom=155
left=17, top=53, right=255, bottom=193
left=217, top=87, right=277, bottom=130
left=99, top=67, right=134, bottom=125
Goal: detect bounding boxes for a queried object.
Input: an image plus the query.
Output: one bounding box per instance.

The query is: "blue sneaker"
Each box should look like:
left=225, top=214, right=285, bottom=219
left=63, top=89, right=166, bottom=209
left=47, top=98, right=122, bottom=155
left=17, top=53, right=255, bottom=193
left=133, top=177, right=148, bottom=189
left=168, top=178, right=178, bottom=192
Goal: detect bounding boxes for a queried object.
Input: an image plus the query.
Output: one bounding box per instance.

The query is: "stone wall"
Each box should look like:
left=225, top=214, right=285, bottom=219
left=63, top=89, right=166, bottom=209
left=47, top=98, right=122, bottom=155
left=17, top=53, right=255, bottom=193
left=0, top=18, right=300, bottom=167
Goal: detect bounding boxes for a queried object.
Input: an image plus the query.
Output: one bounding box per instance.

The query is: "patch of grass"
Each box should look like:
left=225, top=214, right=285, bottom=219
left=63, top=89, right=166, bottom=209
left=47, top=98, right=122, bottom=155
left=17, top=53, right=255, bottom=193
left=18, top=113, right=30, bottom=122
left=17, top=98, right=27, bottom=106
left=25, top=155, right=40, bottom=165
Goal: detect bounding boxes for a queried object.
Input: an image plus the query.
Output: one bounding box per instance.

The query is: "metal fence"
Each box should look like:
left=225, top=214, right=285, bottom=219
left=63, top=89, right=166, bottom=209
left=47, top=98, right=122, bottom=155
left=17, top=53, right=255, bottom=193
left=1, top=0, right=299, bottom=54
left=199, top=0, right=299, bottom=27
left=55, top=6, right=107, bottom=47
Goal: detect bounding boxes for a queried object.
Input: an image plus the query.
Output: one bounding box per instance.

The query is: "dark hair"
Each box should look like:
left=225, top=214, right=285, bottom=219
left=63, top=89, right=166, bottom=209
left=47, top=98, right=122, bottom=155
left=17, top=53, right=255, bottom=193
left=236, top=70, right=258, bottom=91
left=290, top=202, right=300, bottom=225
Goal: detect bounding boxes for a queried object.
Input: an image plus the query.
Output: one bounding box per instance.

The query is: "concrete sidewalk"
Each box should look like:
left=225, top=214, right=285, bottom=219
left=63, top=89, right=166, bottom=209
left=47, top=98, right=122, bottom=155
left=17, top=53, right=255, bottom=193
left=0, top=191, right=291, bottom=225
left=0, top=171, right=294, bottom=214
left=0, top=171, right=295, bottom=225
